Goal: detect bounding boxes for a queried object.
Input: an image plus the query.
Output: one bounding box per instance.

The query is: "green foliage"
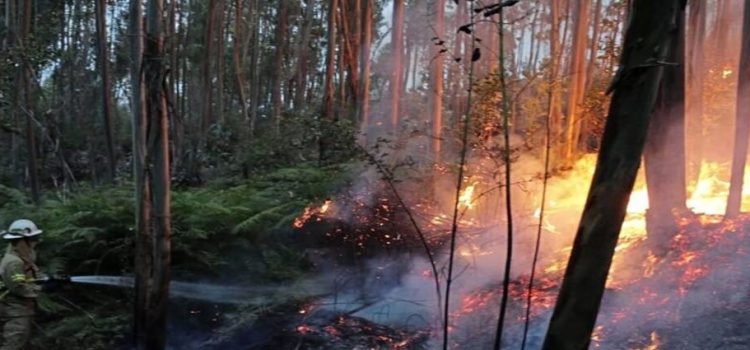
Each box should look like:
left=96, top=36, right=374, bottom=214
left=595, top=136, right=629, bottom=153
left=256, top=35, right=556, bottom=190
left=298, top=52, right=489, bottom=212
left=0, top=161, right=353, bottom=348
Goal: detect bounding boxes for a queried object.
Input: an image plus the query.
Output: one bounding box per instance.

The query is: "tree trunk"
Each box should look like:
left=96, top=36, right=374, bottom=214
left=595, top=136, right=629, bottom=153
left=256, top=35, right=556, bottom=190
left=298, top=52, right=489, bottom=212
left=202, top=0, right=217, bottom=133
left=19, top=0, right=39, bottom=203
left=726, top=0, right=750, bottom=218
left=271, top=0, right=288, bottom=133
left=643, top=5, right=687, bottom=241
left=95, top=0, right=117, bottom=182
left=430, top=0, right=445, bottom=161
left=585, top=0, right=603, bottom=91
left=129, top=0, right=151, bottom=348
left=324, top=0, right=337, bottom=121
left=216, top=0, right=225, bottom=124
left=542, top=1, right=685, bottom=349
left=713, top=0, right=734, bottom=55
left=563, top=0, right=590, bottom=161
left=293, top=0, right=314, bottom=109
left=549, top=0, right=564, bottom=163
left=686, top=0, right=707, bottom=184
left=233, top=0, right=247, bottom=121
left=248, top=0, right=261, bottom=137
left=389, top=0, right=405, bottom=131
left=357, top=0, right=372, bottom=142
left=138, top=0, right=173, bottom=347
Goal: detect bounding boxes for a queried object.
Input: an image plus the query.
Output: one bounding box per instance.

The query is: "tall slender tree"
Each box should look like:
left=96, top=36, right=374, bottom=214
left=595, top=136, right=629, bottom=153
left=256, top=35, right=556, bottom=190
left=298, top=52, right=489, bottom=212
left=726, top=0, right=750, bottom=218
left=233, top=0, right=247, bottom=121
left=543, top=1, right=686, bottom=348
left=202, top=0, right=218, bottom=133
left=643, top=2, right=687, bottom=239
left=19, top=0, right=39, bottom=203
left=357, top=0, right=373, bottom=141
left=132, top=0, right=173, bottom=347
left=389, top=0, right=405, bottom=131
left=271, top=0, right=288, bottom=133
left=324, top=0, right=337, bottom=121
left=95, top=0, right=117, bottom=182
left=564, top=0, right=591, bottom=161
left=430, top=0, right=445, bottom=160
left=686, top=0, right=707, bottom=182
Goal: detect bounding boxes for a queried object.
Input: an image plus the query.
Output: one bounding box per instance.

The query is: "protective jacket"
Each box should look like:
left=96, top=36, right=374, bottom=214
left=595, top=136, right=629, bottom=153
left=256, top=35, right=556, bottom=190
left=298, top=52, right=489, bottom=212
left=0, top=245, right=40, bottom=350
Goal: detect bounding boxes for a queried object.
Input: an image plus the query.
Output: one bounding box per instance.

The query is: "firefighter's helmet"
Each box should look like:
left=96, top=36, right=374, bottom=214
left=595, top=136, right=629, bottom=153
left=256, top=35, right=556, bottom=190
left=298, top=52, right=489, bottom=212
left=2, top=219, right=43, bottom=240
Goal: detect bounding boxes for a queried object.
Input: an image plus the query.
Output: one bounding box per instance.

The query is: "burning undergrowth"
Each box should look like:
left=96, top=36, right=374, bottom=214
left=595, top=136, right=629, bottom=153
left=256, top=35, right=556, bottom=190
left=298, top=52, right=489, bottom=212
left=284, top=152, right=750, bottom=349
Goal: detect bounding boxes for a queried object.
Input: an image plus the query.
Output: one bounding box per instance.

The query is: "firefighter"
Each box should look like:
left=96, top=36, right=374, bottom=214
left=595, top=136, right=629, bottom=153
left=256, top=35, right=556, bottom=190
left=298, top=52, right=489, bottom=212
left=0, top=219, right=43, bottom=350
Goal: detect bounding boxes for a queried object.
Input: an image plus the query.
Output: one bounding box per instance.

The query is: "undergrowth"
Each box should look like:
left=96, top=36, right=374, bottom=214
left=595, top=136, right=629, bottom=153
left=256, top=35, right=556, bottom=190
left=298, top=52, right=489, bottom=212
left=0, top=162, right=357, bottom=349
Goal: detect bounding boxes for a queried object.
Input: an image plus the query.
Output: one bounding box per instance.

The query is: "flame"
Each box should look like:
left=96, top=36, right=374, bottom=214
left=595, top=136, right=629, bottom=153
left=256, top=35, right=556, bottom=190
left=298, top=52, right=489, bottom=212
left=722, top=68, right=733, bottom=79
left=293, top=199, right=333, bottom=228
left=459, top=183, right=477, bottom=209
left=639, top=331, right=661, bottom=350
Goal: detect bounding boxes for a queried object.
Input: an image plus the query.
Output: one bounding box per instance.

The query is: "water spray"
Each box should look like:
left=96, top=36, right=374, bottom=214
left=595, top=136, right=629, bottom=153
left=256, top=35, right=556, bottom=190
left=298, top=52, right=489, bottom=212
left=37, top=275, right=284, bottom=304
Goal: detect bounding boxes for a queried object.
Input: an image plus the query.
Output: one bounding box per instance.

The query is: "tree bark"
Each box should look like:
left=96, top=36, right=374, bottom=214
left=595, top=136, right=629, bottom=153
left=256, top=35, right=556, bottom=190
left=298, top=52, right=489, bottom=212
left=643, top=5, right=687, bottom=240
left=726, top=0, right=750, bottom=218
left=542, top=1, right=685, bottom=349
left=271, top=0, right=288, bottom=133
left=140, top=0, right=173, bottom=347
left=324, top=0, right=337, bottom=121
left=585, top=0, right=603, bottom=91
left=293, top=0, right=314, bottom=109
left=216, top=0, right=225, bottom=124
left=357, top=0, right=372, bottom=141
left=202, top=0, right=217, bottom=133
left=389, top=0, right=405, bottom=131
left=686, top=0, right=707, bottom=184
left=129, top=0, right=151, bottom=348
left=549, top=0, right=564, bottom=162
left=563, top=0, right=590, bottom=161
left=713, top=0, right=734, bottom=55
left=95, top=0, right=117, bottom=182
left=248, top=0, right=261, bottom=137
left=430, top=0, right=445, bottom=160
left=19, top=0, right=39, bottom=203
left=233, top=0, right=247, bottom=121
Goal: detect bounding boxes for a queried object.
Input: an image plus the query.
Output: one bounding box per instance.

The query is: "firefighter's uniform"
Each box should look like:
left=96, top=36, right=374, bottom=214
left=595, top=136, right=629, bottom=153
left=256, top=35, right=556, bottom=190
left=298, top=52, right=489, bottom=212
left=0, top=220, right=42, bottom=350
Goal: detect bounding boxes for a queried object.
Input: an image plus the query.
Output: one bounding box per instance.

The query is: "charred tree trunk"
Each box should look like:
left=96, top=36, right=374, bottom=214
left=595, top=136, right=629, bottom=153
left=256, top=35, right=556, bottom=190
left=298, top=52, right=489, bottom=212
left=726, top=0, right=750, bottom=218
left=95, top=0, right=117, bottom=182
left=389, top=0, right=405, bottom=131
left=643, top=6, right=687, bottom=242
left=135, top=0, right=173, bottom=348
left=430, top=0, right=445, bottom=161
left=542, top=1, right=685, bottom=349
